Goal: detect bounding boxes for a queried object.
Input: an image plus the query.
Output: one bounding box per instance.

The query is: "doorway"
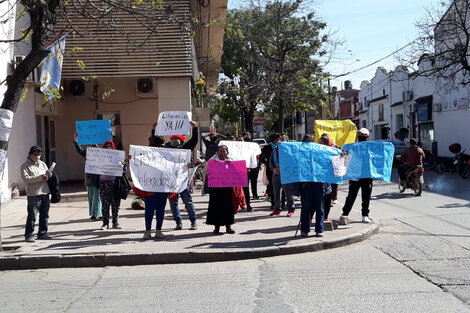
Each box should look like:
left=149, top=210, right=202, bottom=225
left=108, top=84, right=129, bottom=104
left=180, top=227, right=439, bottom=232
left=36, top=115, right=56, bottom=167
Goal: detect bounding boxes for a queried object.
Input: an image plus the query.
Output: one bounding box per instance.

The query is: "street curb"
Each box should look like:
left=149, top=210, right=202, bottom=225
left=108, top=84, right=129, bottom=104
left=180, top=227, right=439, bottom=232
left=0, top=223, right=379, bottom=271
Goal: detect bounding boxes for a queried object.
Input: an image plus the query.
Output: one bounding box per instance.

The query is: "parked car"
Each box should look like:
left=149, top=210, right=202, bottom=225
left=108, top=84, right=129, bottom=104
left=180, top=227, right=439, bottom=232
left=253, top=138, right=267, bottom=147
left=379, top=139, right=408, bottom=167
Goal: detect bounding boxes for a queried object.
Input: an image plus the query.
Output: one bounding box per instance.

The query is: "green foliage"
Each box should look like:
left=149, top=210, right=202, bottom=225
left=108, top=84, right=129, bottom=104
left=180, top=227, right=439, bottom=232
left=218, top=0, right=329, bottom=131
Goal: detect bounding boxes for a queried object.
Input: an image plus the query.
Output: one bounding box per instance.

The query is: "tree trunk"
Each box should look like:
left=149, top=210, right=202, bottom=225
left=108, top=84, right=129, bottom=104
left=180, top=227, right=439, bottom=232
left=244, top=102, right=255, bottom=135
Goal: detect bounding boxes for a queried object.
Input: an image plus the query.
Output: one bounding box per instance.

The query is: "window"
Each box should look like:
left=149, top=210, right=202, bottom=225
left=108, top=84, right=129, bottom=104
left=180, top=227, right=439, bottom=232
left=379, top=104, right=384, bottom=121
left=395, top=114, right=404, bottom=130
left=362, top=120, right=367, bottom=128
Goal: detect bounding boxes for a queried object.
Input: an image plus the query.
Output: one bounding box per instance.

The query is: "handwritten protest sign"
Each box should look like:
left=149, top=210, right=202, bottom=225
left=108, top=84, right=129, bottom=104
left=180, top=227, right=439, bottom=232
left=0, top=149, right=6, bottom=177
left=129, top=145, right=190, bottom=193
left=0, top=109, right=14, bottom=142
left=314, top=120, right=357, bottom=147
left=331, top=154, right=352, bottom=177
left=208, top=160, right=248, bottom=187
left=85, top=147, right=125, bottom=176
left=279, top=142, right=343, bottom=184
left=154, top=111, right=192, bottom=136
left=342, top=141, right=395, bottom=182
left=218, top=140, right=261, bottom=168
left=76, top=120, right=112, bottom=145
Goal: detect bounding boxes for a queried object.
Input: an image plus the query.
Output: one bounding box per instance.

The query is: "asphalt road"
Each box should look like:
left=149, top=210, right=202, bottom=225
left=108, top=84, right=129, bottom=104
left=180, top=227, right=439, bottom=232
left=1, top=170, right=469, bottom=313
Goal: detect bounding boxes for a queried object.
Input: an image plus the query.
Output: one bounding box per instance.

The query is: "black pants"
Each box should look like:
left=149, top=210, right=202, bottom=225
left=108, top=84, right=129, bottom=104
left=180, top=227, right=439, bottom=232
left=398, top=164, right=410, bottom=181
left=250, top=167, right=260, bottom=197
left=342, top=178, right=373, bottom=217
left=242, top=171, right=252, bottom=209
left=324, top=193, right=332, bottom=219
left=266, top=168, right=274, bottom=208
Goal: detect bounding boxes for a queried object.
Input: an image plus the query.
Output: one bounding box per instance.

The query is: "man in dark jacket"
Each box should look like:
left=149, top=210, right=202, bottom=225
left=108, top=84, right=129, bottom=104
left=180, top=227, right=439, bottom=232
left=165, top=121, right=199, bottom=230
left=260, top=133, right=280, bottom=211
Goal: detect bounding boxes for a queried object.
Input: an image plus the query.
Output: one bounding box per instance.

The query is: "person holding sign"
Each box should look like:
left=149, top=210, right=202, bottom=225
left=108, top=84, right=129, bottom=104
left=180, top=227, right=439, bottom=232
left=21, top=146, right=53, bottom=242
left=269, top=134, right=296, bottom=217
left=99, top=140, right=125, bottom=230
left=73, top=134, right=102, bottom=221
left=338, top=128, right=373, bottom=225
left=206, top=145, right=236, bottom=234
left=164, top=121, right=199, bottom=231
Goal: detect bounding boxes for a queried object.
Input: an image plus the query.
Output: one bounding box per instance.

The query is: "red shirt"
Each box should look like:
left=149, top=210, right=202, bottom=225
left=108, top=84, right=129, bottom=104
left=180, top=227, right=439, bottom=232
left=403, top=146, right=424, bottom=167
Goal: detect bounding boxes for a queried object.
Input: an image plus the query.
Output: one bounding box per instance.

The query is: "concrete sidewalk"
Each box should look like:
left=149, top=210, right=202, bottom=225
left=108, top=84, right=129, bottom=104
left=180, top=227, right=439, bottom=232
left=0, top=183, right=378, bottom=270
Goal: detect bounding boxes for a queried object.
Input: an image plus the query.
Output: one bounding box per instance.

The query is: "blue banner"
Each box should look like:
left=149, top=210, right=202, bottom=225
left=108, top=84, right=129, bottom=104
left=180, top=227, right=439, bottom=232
left=279, top=142, right=343, bottom=184
left=76, top=120, right=112, bottom=145
left=342, top=141, right=395, bottom=182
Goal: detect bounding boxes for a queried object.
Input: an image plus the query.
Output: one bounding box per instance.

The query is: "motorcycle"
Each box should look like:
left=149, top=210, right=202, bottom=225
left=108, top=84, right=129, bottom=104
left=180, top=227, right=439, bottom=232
left=462, top=159, right=470, bottom=179
left=398, top=165, right=424, bottom=196
left=449, top=143, right=470, bottom=177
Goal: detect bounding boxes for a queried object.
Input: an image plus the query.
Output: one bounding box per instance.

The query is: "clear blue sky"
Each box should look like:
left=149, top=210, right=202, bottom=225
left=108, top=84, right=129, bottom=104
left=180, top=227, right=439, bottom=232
left=227, top=0, right=438, bottom=90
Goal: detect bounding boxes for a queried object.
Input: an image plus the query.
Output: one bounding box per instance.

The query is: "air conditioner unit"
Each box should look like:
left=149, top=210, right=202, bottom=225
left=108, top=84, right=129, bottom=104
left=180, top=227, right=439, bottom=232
left=8, top=55, right=41, bottom=83
left=136, top=77, right=157, bottom=98
left=64, top=80, right=97, bottom=98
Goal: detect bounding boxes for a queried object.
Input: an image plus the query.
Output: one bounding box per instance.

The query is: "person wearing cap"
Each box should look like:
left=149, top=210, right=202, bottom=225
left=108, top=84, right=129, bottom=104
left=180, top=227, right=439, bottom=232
left=164, top=121, right=199, bottom=230
left=338, top=128, right=373, bottom=224
left=20, top=145, right=52, bottom=242
left=398, top=138, right=425, bottom=183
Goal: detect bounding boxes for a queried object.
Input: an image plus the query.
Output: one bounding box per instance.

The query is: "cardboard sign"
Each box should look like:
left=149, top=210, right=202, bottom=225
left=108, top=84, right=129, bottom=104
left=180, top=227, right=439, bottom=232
left=0, top=109, right=14, bottom=142
left=279, top=142, right=343, bottom=184
left=218, top=140, right=261, bottom=169
left=314, top=120, right=357, bottom=148
left=129, top=145, right=190, bottom=193
left=85, top=147, right=125, bottom=176
left=342, top=141, right=395, bottom=182
left=154, top=111, right=192, bottom=136
left=76, top=120, right=112, bottom=145
left=208, top=160, right=247, bottom=187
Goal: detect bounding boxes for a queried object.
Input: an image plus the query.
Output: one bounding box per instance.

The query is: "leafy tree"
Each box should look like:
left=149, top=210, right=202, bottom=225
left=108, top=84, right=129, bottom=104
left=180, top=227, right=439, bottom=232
left=218, top=0, right=330, bottom=133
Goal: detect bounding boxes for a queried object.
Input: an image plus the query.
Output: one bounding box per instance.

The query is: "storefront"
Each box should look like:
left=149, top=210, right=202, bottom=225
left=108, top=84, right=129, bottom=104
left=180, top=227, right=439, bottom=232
left=415, top=95, right=434, bottom=152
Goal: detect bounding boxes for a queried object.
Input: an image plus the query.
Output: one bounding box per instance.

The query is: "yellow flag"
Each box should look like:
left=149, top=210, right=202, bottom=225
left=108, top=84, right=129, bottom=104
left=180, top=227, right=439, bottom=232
left=314, top=120, right=358, bottom=147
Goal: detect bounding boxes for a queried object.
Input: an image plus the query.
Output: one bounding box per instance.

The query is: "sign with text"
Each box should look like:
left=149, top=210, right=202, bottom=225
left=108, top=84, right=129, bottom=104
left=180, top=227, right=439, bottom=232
left=154, top=111, right=192, bottom=136
left=208, top=160, right=248, bottom=187
left=314, top=120, right=357, bottom=148
left=342, top=141, right=394, bottom=182
left=0, top=109, right=14, bottom=142
left=129, top=145, right=190, bottom=193
left=279, top=142, right=343, bottom=184
left=85, top=147, right=125, bottom=177
left=218, top=140, right=261, bottom=168
left=76, top=120, right=112, bottom=145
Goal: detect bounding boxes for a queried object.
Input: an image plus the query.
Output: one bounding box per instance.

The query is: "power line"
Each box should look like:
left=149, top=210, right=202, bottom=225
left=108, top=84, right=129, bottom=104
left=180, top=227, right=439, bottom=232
left=331, top=39, right=418, bottom=79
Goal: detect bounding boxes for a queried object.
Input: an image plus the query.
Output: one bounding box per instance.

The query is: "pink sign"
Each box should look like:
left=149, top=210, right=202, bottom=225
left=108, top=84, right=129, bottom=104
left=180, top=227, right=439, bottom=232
left=208, top=160, right=248, bottom=187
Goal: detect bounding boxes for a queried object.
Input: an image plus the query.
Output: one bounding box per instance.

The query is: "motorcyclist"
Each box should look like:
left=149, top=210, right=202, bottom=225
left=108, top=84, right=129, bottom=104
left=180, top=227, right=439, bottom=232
left=398, top=138, right=425, bottom=184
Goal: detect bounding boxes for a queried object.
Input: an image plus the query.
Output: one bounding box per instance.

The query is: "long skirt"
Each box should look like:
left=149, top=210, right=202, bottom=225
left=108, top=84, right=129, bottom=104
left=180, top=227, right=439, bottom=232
left=206, top=187, right=234, bottom=226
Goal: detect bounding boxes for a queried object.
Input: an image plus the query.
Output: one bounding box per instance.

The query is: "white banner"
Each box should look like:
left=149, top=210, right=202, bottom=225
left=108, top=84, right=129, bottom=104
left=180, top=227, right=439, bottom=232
left=0, top=109, right=14, bottom=142
left=331, top=154, right=352, bottom=177
left=85, top=147, right=125, bottom=177
left=154, top=111, right=192, bottom=136
left=218, top=140, right=261, bottom=168
left=129, top=145, right=191, bottom=193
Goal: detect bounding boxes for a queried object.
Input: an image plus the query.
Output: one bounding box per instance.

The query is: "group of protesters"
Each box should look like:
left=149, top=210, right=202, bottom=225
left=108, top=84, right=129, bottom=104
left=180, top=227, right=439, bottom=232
left=20, top=118, right=376, bottom=242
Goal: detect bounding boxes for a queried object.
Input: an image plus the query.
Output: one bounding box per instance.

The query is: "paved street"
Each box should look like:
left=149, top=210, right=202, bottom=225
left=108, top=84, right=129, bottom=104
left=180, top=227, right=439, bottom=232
left=0, top=169, right=469, bottom=312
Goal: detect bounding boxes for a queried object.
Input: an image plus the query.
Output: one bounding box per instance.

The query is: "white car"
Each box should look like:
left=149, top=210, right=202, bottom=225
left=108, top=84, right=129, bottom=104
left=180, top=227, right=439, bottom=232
left=253, top=138, right=267, bottom=147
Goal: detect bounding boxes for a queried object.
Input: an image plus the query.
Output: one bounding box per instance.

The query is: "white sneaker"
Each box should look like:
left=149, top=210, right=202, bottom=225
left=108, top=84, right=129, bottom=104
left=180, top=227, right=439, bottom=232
left=143, top=231, right=151, bottom=240
left=337, top=215, right=349, bottom=225
left=362, top=216, right=371, bottom=223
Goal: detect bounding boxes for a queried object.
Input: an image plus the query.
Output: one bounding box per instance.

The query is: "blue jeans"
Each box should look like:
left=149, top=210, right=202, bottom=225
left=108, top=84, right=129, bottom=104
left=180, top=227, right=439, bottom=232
left=300, top=182, right=324, bottom=234
left=170, top=187, right=197, bottom=224
left=144, top=193, right=168, bottom=231
left=25, top=195, right=50, bottom=238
